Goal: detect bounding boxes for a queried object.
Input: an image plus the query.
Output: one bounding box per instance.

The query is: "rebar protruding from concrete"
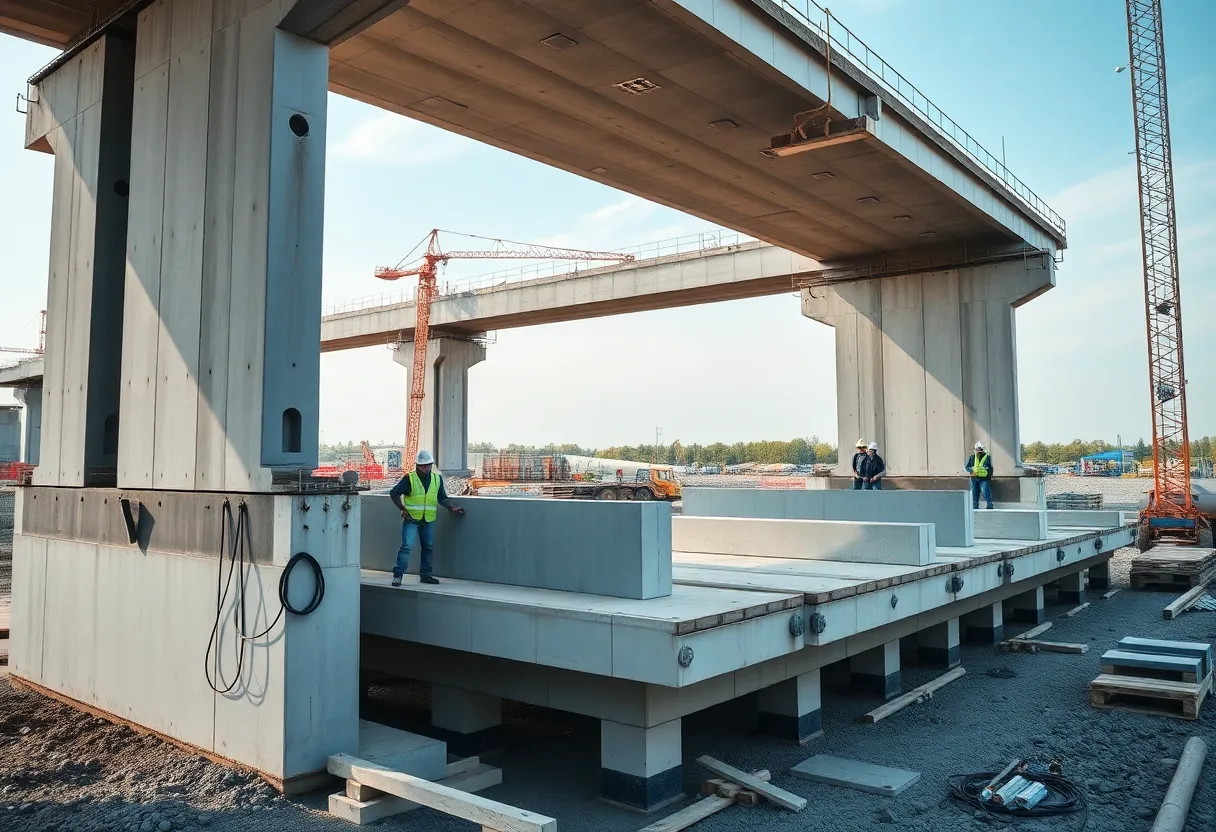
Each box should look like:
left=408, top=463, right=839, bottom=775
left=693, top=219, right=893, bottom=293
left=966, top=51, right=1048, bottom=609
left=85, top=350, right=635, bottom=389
left=1150, top=736, right=1208, bottom=832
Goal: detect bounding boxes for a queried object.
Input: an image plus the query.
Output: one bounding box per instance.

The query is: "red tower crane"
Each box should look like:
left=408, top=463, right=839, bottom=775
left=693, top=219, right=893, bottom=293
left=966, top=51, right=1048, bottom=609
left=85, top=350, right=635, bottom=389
left=0, top=310, right=46, bottom=358
left=1124, top=0, right=1211, bottom=548
left=375, top=230, right=635, bottom=468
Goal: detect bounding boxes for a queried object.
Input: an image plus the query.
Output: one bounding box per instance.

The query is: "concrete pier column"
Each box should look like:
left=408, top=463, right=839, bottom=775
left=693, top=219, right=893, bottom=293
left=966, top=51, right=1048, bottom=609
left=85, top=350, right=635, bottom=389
left=1007, top=585, right=1046, bottom=624
left=431, top=685, right=502, bottom=756
left=601, top=719, right=683, bottom=812
left=917, top=618, right=961, bottom=668
left=14, top=386, right=42, bottom=466
left=757, top=669, right=823, bottom=744
left=1088, top=560, right=1111, bottom=591
left=850, top=641, right=901, bottom=699
left=963, top=602, right=1004, bottom=644
left=1057, top=571, right=1086, bottom=605
left=804, top=255, right=1053, bottom=477
left=395, top=337, right=486, bottom=475
left=23, top=35, right=135, bottom=486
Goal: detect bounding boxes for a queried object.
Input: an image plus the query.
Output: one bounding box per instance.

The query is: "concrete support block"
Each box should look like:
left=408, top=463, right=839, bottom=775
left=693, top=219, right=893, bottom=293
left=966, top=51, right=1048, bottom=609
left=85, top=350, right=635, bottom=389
left=916, top=618, right=960, bottom=668
left=757, top=669, right=822, bottom=744
left=361, top=494, right=673, bottom=599
left=1057, top=571, right=1086, bottom=606
left=962, top=603, right=1003, bottom=644
left=431, top=686, right=502, bottom=757
left=1007, top=585, right=1045, bottom=625
left=672, top=516, right=935, bottom=565
left=681, top=487, right=972, bottom=547
left=14, top=386, right=42, bottom=465
left=849, top=641, right=901, bottom=700
left=601, top=719, right=683, bottom=812
left=1087, top=559, right=1111, bottom=590
left=395, top=337, right=485, bottom=475
left=973, top=509, right=1048, bottom=540
left=1047, top=510, right=1123, bottom=529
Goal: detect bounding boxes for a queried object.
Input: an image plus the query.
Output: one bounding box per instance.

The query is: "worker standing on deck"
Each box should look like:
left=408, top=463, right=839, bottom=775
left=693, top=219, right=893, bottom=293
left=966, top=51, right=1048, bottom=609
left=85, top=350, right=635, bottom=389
left=858, top=442, right=885, bottom=490
left=851, top=438, right=868, bottom=489
left=389, top=450, right=465, bottom=587
left=965, top=441, right=994, bottom=510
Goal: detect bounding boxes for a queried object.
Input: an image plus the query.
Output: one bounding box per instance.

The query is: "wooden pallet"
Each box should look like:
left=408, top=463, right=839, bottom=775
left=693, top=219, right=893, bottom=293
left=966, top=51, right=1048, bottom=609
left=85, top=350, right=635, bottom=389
left=1089, top=673, right=1211, bottom=720
left=1130, top=548, right=1216, bottom=589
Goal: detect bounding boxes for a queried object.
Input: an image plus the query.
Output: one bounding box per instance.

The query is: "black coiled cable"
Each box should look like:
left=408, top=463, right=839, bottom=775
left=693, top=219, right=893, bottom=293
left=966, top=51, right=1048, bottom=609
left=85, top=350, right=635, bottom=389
left=947, top=771, right=1087, bottom=827
left=205, top=500, right=326, bottom=694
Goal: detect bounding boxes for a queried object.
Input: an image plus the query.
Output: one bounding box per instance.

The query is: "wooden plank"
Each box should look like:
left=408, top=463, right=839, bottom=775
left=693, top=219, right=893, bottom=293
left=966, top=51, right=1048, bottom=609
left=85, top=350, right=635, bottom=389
left=860, top=667, right=966, bottom=724
left=1008, top=621, right=1052, bottom=641
left=330, top=763, right=502, bottom=826
left=327, top=755, right=555, bottom=831
left=1164, top=583, right=1212, bottom=621
left=349, top=757, right=481, bottom=802
left=1102, top=589, right=1121, bottom=599
left=1001, top=640, right=1088, bottom=654
left=637, top=796, right=733, bottom=832
left=1062, top=602, right=1090, bottom=618
left=694, top=756, right=806, bottom=812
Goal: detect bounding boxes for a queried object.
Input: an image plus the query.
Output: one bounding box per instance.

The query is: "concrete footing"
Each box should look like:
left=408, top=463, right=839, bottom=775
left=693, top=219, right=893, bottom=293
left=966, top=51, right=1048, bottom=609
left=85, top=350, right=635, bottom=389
left=1007, top=586, right=1045, bottom=624
left=962, top=603, right=1004, bottom=644
left=1057, top=571, right=1086, bottom=605
left=757, top=670, right=822, bottom=744
left=916, top=618, right=960, bottom=668
left=1088, top=560, right=1111, bottom=590
left=850, top=642, right=901, bottom=699
left=431, top=686, right=502, bottom=757
left=600, top=719, right=683, bottom=812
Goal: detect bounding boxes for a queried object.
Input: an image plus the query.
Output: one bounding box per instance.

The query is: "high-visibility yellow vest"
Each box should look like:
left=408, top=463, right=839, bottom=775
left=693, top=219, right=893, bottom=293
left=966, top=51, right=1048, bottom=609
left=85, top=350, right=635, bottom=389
left=973, top=453, right=990, bottom=478
left=402, top=471, right=441, bottom=522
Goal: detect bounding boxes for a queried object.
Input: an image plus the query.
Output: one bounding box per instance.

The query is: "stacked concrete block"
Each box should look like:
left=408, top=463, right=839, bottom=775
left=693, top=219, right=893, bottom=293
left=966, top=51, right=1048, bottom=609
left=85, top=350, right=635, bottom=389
left=682, top=487, right=973, bottom=547
left=1007, top=585, right=1045, bottom=625
left=850, top=641, right=901, bottom=699
left=917, top=618, right=961, bottom=668
left=361, top=494, right=673, bottom=599
left=962, top=603, right=1004, bottom=644
left=1057, top=570, right=1086, bottom=605
left=757, top=670, right=822, bottom=744
left=973, top=509, right=1048, bottom=540
left=601, top=719, right=683, bottom=812
left=431, top=686, right=502, bottom=757
left=672, top=516, right=935, bottom=565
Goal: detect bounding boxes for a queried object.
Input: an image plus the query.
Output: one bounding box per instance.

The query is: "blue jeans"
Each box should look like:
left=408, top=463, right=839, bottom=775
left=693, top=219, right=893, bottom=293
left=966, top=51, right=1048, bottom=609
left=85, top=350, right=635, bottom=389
left=394, top=520, right=435, bottom=578
left=852, top=477, right=864, bottom=490
left=862, top=479, right=882, bottom=490
left=972, top=478, right=993, bottom=509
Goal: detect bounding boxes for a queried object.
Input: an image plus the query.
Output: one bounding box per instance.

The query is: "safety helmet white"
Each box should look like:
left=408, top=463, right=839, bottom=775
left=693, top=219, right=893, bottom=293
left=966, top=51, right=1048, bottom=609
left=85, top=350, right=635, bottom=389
left=974, top=442, right=984, bottom=450
left=867, top=442, right=879, bottom=451
left=855, top=438, right=867, bottom=448
left=416, top=450, right=435, bottom=465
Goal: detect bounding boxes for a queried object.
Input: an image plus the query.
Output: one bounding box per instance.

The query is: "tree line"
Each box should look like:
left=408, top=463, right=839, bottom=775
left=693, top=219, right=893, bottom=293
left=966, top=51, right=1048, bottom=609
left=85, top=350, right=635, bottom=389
left=1021, top=436, right=1215, bottom=465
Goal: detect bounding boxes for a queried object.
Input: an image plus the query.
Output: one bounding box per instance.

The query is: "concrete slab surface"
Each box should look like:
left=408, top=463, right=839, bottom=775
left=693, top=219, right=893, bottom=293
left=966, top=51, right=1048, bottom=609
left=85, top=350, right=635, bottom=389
left=790, top=754, right=920, bottom=796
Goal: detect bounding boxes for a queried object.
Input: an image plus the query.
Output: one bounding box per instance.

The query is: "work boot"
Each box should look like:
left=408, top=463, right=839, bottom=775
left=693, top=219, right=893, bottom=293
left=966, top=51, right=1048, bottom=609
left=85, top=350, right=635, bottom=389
left=391, top=576, right=402, bottom=588
left=420, top=575, right=440, bottom=585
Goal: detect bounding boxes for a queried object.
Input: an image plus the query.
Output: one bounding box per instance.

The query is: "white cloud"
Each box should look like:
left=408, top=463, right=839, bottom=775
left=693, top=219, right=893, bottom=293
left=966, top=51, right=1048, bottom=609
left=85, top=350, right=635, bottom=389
left=331, top=112, right=477, bottom=164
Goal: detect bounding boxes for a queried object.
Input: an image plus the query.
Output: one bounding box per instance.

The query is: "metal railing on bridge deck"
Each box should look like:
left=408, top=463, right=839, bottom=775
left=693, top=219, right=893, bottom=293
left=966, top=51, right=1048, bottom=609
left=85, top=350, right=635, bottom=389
left=774, top=1, right=1066, bottom=239
left=322, top=229, right=754, bottom=317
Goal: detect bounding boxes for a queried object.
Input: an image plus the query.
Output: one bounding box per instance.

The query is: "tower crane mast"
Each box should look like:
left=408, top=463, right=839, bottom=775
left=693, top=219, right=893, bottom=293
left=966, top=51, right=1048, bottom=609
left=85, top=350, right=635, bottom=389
left=1125, top=0, right=1210, bottom=547
left=376, top=229, right=634, bottom=468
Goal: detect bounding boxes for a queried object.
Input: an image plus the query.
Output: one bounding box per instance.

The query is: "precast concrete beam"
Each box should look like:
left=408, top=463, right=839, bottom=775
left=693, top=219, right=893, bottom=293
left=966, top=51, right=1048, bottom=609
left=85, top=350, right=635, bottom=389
left=601, top=719, right=683, bottom=812
left=973, top=509, right=1048, bottom=541
left=1007, top=585, right=1045, bottom=625
left=757, top=669, right=822, bottom=744
left=849, top=641, right=900, bottom=700
left=962, top=603, right=1003, bottom=644
left=672, top=515, right=935, bottom=566
left=430, top=686, right=502, bottom=757
left=280, top=0, right=407, bottom=45
left=916, top=617, right=960, bottom=668
left=1047, top=510, right=1125, bottom=528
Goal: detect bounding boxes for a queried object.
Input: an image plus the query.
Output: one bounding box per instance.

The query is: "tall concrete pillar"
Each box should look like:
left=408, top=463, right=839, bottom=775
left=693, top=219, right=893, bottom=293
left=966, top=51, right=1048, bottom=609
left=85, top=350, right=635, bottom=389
left=601, top=718, right=683, bottom=812
left=431, top=685, right=502, bottom=756
left=757, top=669, right=823, bottom=744
left=394, top=337, right=485, bottom=474
left=14, top=387, right=42, bottom=466
left=24, top=35, right=134, bottom=486
left=116, top=0, right=328, bottom=491
left=804, top=255, right=1054, bottom=477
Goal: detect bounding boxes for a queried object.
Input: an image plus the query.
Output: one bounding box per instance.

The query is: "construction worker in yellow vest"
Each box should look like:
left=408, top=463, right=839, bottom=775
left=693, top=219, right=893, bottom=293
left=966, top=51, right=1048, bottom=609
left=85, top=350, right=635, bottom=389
left=965, top=441, right=994, bottom=510
left=389, top=450, right=465, bottom=586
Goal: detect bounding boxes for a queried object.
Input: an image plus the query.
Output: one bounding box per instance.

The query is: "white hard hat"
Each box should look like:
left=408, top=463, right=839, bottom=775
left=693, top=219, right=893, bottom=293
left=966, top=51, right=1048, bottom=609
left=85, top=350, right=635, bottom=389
left=855, top=438, right=867, bottom=448
left=974, top=441, right=984, bottom=450
left=867, top=442, right=879, bottom=451
left=416, top=449, right=435, bottom=465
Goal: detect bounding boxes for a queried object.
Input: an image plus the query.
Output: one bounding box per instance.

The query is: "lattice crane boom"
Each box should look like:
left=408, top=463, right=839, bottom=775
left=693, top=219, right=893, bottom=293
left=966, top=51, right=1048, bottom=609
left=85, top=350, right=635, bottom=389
left=375, top=230, right=635, bottom=468
left=1125, top=0, right=1205, bottom=543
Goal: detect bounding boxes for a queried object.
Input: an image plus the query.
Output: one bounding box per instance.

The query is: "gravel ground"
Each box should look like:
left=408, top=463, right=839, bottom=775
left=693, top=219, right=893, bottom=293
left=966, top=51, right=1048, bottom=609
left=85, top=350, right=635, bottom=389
left=2, top=549, right=1214, bottom=831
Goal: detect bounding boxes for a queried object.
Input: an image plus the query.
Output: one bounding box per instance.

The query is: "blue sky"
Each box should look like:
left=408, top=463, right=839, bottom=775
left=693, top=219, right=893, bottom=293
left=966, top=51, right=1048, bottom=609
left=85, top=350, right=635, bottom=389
left=1, top=0, right=1213, bottom=451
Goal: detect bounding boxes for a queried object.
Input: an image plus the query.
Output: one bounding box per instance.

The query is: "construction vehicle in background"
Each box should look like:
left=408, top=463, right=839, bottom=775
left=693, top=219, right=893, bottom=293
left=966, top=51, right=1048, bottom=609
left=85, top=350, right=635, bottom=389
left=470, top=453, right=681, bottom=502
left=375, top=230, right=635, bottom=469
left=1124, top=0, right=1213, bottom=550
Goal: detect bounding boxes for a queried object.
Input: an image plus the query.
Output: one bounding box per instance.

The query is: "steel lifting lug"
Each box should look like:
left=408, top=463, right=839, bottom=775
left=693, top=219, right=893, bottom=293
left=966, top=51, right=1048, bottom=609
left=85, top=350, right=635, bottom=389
left=789, top=614, right=806, bottom=638
left=1056, top=548, right=1066, bottom=562
left=1093, top=537, right=1103, bottom=550
left=890, top=593, right=898, bottom=609
left=946, top=575, right=964, bottom=593
left=677, top=646, right=695, bottom=668
left=809, top=612, right=827, bottom=635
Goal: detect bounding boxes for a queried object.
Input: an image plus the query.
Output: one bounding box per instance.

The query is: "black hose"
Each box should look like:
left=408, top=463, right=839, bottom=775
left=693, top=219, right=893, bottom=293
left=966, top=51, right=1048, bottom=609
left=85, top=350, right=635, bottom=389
left=205, top=501, right=325, bottom=694
left=947, top=770, right=1087, bottom=827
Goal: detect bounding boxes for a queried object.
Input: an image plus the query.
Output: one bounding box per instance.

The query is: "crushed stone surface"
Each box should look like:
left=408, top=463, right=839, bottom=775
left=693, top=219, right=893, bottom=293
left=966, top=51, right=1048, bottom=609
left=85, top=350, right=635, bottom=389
left=0, top=550, right=1214, bottom=831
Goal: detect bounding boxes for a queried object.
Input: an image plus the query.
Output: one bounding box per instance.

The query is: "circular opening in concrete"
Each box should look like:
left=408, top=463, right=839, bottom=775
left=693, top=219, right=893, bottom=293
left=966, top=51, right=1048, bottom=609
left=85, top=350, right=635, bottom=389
left=289, top=114, right=309, bottom=137
left=114, top=179, right=129, bottom=196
